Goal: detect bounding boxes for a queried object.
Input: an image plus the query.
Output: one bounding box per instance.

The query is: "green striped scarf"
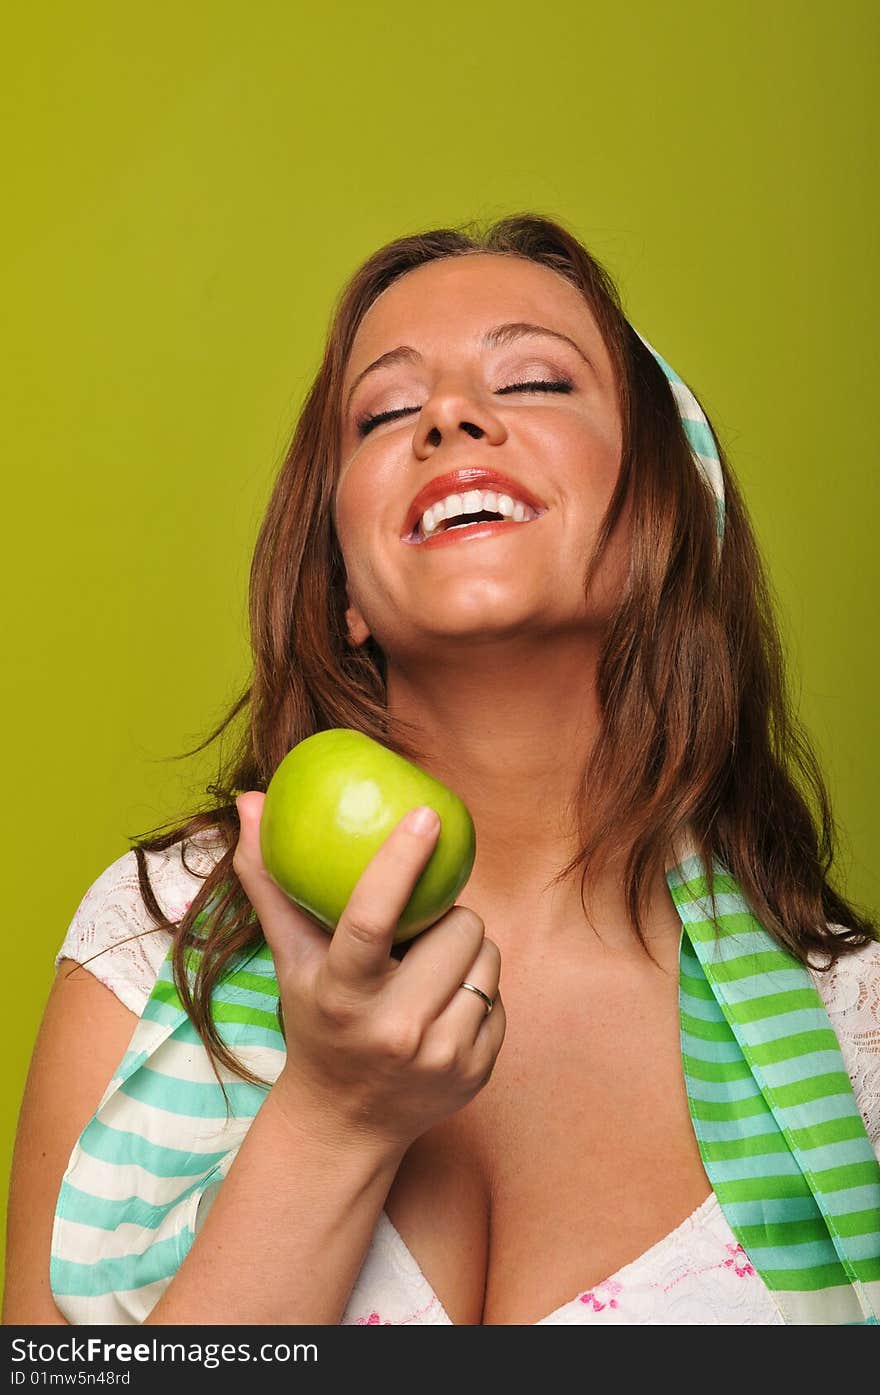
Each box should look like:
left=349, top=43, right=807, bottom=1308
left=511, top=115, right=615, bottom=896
left=50, top=845, right=880, bottom=1324
left=670, top=849, right=880, bottom=1323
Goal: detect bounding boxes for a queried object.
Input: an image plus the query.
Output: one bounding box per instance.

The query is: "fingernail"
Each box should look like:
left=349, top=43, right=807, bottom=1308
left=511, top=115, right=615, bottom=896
left=404, top=806, right=440, bottom=836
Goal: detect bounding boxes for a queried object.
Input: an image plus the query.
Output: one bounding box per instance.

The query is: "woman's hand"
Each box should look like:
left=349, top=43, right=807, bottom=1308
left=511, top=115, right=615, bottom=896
left=233, top=792, right=506, bottom=1149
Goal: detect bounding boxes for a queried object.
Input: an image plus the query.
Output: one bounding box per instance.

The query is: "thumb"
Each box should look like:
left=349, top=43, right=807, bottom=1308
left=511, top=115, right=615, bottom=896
left=233, top=791, right=329, bottom=973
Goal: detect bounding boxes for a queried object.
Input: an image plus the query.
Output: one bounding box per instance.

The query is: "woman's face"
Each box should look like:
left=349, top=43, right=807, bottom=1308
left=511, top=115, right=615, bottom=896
left=334, top=252, right=627, bottom=660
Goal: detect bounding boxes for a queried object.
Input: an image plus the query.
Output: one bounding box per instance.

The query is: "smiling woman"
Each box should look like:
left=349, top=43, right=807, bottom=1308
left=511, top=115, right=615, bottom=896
left=5, top=213, right=879, bottom=1328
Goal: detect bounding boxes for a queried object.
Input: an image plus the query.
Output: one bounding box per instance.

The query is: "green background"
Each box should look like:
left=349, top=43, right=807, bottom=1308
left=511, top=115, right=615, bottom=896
left=2, top=0, right=877, bottom=1304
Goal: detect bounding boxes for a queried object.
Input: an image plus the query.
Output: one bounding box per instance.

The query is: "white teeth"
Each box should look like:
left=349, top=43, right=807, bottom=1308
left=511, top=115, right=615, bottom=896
left=415, top=487, right=540, bottom=540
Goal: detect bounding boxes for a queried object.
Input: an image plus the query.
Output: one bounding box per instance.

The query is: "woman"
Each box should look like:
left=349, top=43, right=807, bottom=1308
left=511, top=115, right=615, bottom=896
left=5, top=214, right=879, bottom=1326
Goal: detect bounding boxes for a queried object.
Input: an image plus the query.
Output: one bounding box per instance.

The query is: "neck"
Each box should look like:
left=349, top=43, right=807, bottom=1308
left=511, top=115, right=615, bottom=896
left=385, top=632, right=683, bottom=963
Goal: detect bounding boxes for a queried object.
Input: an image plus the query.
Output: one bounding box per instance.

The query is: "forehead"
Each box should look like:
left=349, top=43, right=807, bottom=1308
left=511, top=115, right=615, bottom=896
left=345, top=253, right=604, bottom=374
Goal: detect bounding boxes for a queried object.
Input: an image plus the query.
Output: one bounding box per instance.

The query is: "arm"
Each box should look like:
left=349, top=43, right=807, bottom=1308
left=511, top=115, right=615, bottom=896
left=2, top=962, right=139, bottom=1324
left=148, top=794, right=505, bottom=1326
left=8, top=800, right=504, bottom=1327
left=2, top=958, right=407, bottom=1327
left=144, top=1083, right=406, bottom=1325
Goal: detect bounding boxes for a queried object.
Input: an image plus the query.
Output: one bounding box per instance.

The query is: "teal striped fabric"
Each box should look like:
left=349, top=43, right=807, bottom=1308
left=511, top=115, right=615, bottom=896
left=632, top=328, right=727, bottom=550
left=50, top=848, right=880, bottom=1324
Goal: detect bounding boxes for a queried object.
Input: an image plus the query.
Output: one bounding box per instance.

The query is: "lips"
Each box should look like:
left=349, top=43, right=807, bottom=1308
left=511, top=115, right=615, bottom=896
left=401, top=467, right=547, bottom=541
left=405, top=514, right=545, bottom=550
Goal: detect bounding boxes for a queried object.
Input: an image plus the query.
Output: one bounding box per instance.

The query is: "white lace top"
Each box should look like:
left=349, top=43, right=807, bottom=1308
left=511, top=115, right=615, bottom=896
left=55, top=840, right=880, bottom=1326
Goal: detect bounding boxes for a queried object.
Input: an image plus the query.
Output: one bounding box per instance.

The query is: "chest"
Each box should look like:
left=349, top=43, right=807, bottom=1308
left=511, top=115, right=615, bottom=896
left=382, top=950, right=713, bottom=1324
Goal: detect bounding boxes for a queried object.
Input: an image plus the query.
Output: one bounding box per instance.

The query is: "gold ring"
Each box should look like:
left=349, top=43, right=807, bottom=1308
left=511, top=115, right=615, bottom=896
left=459, top=981, right=495, bottom=1015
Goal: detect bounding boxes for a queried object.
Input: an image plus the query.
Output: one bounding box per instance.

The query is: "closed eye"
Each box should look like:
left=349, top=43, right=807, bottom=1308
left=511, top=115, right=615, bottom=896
left=354, top=379, right=574, bottom=438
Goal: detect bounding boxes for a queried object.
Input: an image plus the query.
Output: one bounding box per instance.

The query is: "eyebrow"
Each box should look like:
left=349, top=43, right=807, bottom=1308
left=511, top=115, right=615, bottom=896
left=344, top=321, right=595, bottom=416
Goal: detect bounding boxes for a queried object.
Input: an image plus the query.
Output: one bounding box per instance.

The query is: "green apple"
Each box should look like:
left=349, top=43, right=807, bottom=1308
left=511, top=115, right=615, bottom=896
left=259, top=728, right=476, bottom=944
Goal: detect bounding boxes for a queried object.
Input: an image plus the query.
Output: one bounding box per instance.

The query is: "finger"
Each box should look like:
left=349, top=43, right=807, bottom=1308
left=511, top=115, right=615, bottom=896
left=389, top=908, right=488, bottom=1021
left=434, top=939, right=502, bottom=1046
left=233, top=792, right=330, bottom=975
left=423, top=988, right=506, bottom=1093
left=471, top=992, right=506, bottom=1076
left=327, top=805, right=442, bottom=989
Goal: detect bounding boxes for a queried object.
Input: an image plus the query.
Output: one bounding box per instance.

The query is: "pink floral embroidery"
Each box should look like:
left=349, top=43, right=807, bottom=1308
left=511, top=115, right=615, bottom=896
left=662, top=1244, right=756, bottom=1295
left=578, top=1278, right=623, bottom=1311
left=355, top=1296, right=439, bottom=1325
left=401, top=1296, right=440, bottom=1324
left=722, top=1243, right=755, bottom=1278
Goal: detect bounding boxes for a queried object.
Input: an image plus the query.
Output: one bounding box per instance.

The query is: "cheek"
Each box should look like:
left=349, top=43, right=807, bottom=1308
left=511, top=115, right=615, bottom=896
left=579, top=411, right=622, bottom=483
left=333, top=467, right=390, bottom=610
left=333, top=469, right=366, bottom=557
left=557, top=421, right=622, bottom=526
left=335, top=450, right=407, bottom=589
left=334, top=448, right=390, bottom=538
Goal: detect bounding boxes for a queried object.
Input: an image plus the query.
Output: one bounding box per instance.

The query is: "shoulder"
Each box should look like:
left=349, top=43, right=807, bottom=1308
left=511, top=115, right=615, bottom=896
left=55, top=829, right=229, bottom=1017
left=808, top=926, right=880, bottom=1147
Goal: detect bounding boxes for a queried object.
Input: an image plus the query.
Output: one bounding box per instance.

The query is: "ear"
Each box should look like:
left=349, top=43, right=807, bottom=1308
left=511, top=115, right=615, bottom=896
left=343, top=590, right=371, bottom=647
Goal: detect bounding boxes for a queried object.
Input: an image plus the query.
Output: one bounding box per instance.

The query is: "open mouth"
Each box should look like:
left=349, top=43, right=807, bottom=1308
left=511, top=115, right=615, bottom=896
left=401, top=479, right=548, bottom=546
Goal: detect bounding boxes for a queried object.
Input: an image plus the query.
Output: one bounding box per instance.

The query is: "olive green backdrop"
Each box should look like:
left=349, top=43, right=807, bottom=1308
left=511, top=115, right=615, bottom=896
left=2, top=0, right=877, bottom=1303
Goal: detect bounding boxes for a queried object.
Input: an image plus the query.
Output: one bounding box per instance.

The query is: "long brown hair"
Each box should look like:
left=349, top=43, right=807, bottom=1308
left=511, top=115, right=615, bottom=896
left=110, top=212, right=877, bottom=1091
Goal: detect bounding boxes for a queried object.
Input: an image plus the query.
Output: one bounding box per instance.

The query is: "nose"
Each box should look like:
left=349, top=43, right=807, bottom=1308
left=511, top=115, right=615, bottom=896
left=412, top=385, right=507, bottom=454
